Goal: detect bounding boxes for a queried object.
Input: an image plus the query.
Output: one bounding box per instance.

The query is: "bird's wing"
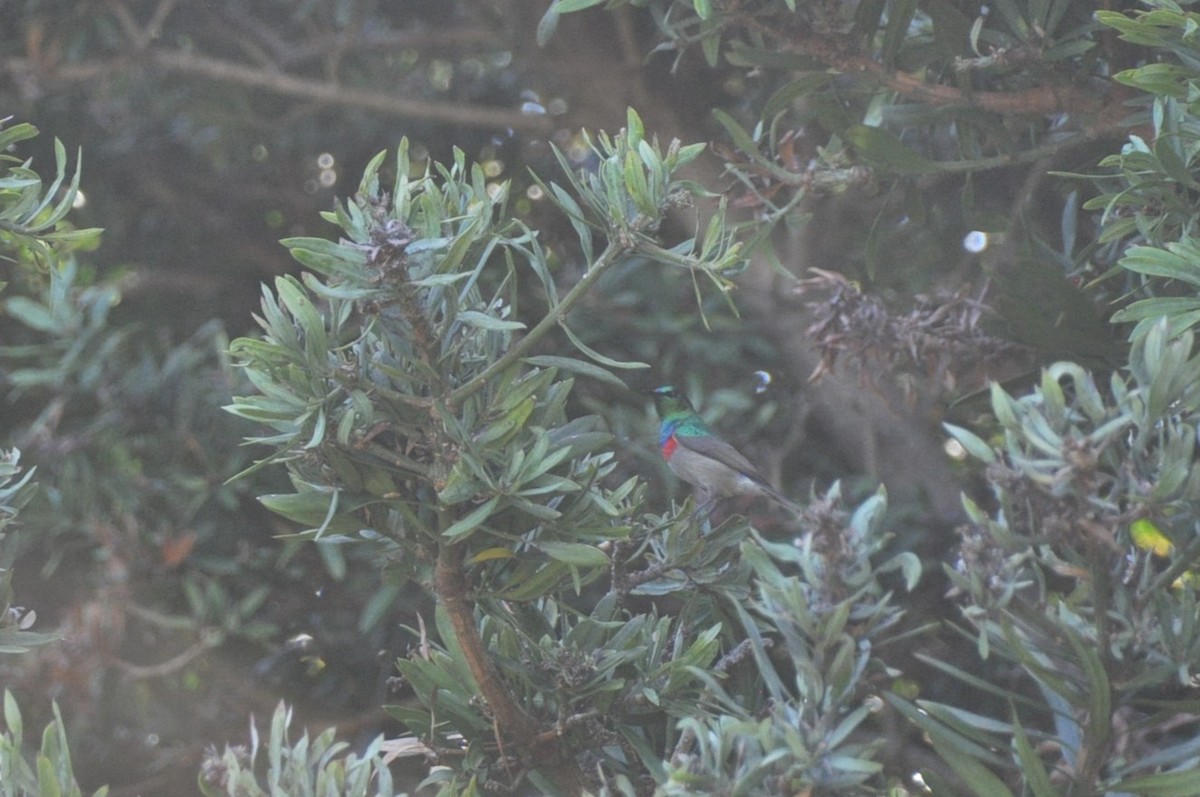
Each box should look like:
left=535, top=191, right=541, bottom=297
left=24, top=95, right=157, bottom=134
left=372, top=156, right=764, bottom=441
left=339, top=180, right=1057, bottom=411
left=674, top=432, right=763, bottom=480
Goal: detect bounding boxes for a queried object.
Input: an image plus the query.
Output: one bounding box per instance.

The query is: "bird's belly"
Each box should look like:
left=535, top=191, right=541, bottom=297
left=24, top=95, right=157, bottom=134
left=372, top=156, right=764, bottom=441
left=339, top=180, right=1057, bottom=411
left=668, top=448, right=746, bottom=497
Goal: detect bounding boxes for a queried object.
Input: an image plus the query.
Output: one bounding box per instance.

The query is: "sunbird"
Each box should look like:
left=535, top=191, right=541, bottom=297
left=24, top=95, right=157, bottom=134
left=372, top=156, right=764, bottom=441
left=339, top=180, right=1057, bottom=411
left=649, top=385, right=802, bottom=514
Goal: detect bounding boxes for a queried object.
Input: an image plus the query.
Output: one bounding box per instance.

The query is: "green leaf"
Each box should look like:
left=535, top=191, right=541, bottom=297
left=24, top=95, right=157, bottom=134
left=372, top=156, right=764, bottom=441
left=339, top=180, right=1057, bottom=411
left=880, top=552, right=922, bottom=591
left=1067, top=631, right=1111, bottom=755
left=1111, top=296, right=1200, bottom=323
left=626, top=107, right=645, bottom=146
left=1120, top=244, right=1200, bottom=287
left=0, top=629, right=62, bottom=653
left=1154, top=132, right=1198, bottom=188
left=549, top=0, right=605, bottom=12
left=495, top=561, right=571, bottom=600
left=257, top=491, right=371, bottom=536
left=358, top=149, right=389, bottom=196
left=673, top=142, right=707, bottom=169
left=435, top=214, right=484, bottom=276
left=623, top=149, right=656, bottom=217
left=763, top=73, right=836, bottom=119
left=473, top=395, right=534, bottom=445
left=826, top=705, right=872, bottom=750
left=4, top=296, right=60, bottom=333
left=4, top=689, right=23, bottom=741
left=457, top=310, right=525, bottom=331
left=888, top=696, right=1010, bottom=769
left=545, top=182, right=596, bottom=266
left=0, top=173, right=40, bottom=191
left=1114, top=769, right=1200, bottom=797
left=537, top=541, right=610, bottom=567
left=536, top=6, right=560, bottom=46
left=925, top=733, right=1016, bottom=797
left=944, top=423, right=997, bottom=463
left=28, top=140, right=80, bottom=232
left=1012, top=716, right=1056, bottom=797
left=523, top=355, right=626, bottom=389
left=281, top=237, right=368, bottom=278
left=700, top=17, right=721, bottom=66
left=37, top=753, right=63, bottom=797
left=912, top=652, right=1036, bottom=710
left=712, top=109, right=761, bottom=160
left=1114, top=63, right=1192, bottom=99
left=559, top=322, right=649, bottom=369
left=0, top=122, right=39, bottom=151
left=442, top=496, right=500, bottom=539
left=843, top=125, right=937, bottom=174
left=275, top=275, right=327, bottom=354
left=881, top=0, right=918, bottom=67
left=990, top=382, right=1020, bottom=429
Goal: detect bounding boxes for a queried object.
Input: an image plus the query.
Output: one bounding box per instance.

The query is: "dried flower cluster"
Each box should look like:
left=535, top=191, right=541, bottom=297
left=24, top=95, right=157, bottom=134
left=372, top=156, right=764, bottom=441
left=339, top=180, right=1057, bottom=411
left=797, top=268, right=1026, bottom=394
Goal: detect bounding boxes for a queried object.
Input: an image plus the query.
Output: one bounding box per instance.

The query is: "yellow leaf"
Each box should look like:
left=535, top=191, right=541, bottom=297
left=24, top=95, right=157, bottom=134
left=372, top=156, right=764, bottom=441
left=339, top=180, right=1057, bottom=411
left=1131, top=518, right=1174, bottom=557
left=468, top=547, right=515, bottom=564
left=1172, top=571, right=1200, bottom=590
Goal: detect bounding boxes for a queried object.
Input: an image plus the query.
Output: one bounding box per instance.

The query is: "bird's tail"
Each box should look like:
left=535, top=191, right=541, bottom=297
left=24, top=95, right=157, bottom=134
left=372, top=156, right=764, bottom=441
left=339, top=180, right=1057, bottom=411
left=758, top=481, right=804, bottom=515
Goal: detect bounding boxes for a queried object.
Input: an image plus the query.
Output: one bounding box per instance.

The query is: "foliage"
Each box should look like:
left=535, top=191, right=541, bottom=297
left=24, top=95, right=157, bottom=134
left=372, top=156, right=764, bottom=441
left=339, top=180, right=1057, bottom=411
left=16, top=0, right=1200, bottom=795
left=837, top=3, right=1200, bottom=795
left=0, top=2, right=548, bottom=329
left=0, top=212, right=428, bottom=795
left=199, top=702, right=405, bottom=797
left=1091, top=5, right=1200, bottom=340
left=1, top=123, right=304, bottom=793
left=0, top=255, right=285, bottom=652
left=546, top=0, right=1129, bottom=376
left=0, top=690, right=106, bottom=797
left=658, top=485, right=917, bottom=796
left=0, top=120, right=88, bottom=795
left=544, top=1, right=1200, bottom=795
left=0, top=450, right=51, bottom=655
left=0, top=119, right=101, bottom=273
left=0, top=119, right=92, bottom=655
left=225, top=109, right=920, bottom=794
left=895, top=4, right=1200, bottom=793
left=922, top=337, right=1200, bottom=796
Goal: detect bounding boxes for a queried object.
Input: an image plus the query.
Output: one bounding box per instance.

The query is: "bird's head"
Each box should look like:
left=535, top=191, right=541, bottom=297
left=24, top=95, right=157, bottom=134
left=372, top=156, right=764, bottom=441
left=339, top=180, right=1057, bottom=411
left=648, top=385, right=695, bottom=418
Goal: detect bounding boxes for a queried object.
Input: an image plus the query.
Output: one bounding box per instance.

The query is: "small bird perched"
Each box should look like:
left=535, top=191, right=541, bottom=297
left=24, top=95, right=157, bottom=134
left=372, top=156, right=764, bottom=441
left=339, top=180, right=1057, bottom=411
left=649, top=385, right=801, bottom=514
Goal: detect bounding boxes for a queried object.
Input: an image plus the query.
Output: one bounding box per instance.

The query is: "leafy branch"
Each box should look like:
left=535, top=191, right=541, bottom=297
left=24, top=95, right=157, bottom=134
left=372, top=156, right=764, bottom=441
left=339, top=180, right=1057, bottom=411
left=227, top=109, right=747, bottom=793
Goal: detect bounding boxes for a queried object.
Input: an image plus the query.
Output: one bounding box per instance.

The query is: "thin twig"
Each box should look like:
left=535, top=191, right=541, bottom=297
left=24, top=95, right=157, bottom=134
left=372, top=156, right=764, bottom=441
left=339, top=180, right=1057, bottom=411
left=111, top=630, right=222, bottom=678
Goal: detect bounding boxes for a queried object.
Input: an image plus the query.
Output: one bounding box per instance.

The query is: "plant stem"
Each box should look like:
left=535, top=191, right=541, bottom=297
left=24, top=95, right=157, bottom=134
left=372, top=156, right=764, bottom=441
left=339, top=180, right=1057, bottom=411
left=435, top=544, right=536, bottom=740
left=434, top=543, right=586, bottom=794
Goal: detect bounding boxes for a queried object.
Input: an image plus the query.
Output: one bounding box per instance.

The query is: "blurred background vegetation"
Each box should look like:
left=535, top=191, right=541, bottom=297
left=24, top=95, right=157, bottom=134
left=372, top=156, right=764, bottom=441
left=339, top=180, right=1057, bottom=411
left=5, top=1, right=1200, bottom=795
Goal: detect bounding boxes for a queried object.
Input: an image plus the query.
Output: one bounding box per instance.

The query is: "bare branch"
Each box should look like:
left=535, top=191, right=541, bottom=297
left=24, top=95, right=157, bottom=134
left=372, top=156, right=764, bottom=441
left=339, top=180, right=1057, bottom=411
left=762, top=23, right=1112, bottom=117
left=3, top=49, right=556, bottom=133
